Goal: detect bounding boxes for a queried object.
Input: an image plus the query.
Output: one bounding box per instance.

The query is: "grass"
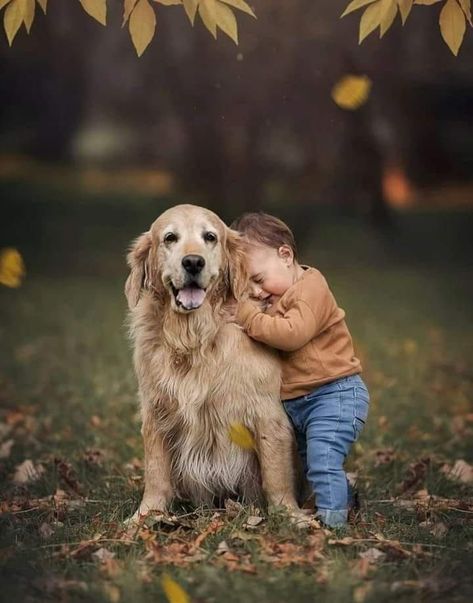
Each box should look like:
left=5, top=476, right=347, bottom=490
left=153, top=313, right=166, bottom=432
left=0, top=184, right=472, bottom=602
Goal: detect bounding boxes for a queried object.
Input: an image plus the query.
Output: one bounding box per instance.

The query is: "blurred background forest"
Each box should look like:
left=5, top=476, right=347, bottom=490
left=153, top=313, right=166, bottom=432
left=1, top=0, right=473, bottom=264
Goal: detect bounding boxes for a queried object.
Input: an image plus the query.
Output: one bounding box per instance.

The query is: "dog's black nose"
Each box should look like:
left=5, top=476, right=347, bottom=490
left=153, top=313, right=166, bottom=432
left=182, top=254, right=205, bottom=275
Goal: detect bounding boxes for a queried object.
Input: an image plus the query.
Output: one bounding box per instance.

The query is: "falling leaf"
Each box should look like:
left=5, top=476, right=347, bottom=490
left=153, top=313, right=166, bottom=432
left=78, top=0, right=106, bottom=25
left=341, top=0, right=378, bottom=18
left=331, top=74, right=372, bottom=110
left=228, top=422, right=255, bottom=449
left=129, top=0, right=156, bottom=56
left=12, top=459, right=45, bottom=484
left=220, top=0, right=255, bottom=18
left=161, top=574, right=190, bottom=603
left=0, top=248, right=25, bottom=287
left=0, top=439, right=14, bottom=459
left=439, top=0, right=466, bottom=55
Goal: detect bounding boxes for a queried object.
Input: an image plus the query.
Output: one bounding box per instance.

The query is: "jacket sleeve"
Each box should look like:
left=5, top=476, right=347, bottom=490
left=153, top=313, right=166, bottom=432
left=235, top=298, right=318, bottom=352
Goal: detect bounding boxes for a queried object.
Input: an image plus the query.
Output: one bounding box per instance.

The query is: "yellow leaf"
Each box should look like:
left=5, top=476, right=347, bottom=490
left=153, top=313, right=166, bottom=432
left=380, top=0, right=397, bottom=36
left=78, top=0, right=107, bottom=26
left=359, top=0, right=393, bottom=42
left=199, top=0, right=217, bottom=37
left=129, top=0, right=156, bottom=56
left=458, top=0, right=472, bottom=25
left=4, top=0, right=23, bottom=46
left=183, top=0, right=198, bottom=24
left=397, top=0, right=413, bottom=24
left=341, top=0, right=378, bottom=18
left=220, top=0, right=255, bottom=18
left=215, top=0, right=238, bottom=43
left=123, top=0, right=139, bottom=25
left=439, top=0, right=466, bottom=55
left=0, top=248, right=25, bottom=287
left=161, top=574, right=190, bottom=603
left=228, top=422, right=255, bottom=450
left=23, top=0, right=34, bottom=32
left=331, top=74, right=372, bottom=110
left=36, top=0, right=46, bottom=14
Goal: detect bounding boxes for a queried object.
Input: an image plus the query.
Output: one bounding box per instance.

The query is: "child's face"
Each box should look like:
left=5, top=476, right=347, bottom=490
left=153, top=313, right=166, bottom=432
left=245, top=243, right=295, bottom=304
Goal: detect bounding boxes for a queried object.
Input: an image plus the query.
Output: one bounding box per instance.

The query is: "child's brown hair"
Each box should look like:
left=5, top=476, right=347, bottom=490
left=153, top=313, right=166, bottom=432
left=230, top=212, right=298, bottom=261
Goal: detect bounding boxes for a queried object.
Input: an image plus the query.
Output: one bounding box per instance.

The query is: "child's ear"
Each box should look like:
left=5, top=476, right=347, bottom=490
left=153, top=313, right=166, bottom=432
left=278, top=244, right=293, bottom=265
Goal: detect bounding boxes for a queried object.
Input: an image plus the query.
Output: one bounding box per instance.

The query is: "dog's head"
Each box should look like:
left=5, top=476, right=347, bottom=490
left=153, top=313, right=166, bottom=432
left=125, top=204, right=248, bottom=313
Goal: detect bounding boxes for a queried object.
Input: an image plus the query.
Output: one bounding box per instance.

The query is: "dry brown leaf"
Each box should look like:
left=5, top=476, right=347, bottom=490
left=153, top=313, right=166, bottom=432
left=12, top=459, right=44, bottom=484
left=447, top=459, right=473, bottom=483
left=38, top=522, right=55, bottom=539
left=92, top=547, right=116, bottom=563
left=0, top=438, right=14, bottom=459
left=359, top=547, right=386, bottom=562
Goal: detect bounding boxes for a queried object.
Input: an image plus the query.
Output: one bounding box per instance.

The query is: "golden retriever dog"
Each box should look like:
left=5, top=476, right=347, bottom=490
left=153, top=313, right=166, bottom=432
left=125, top=204, right=306, bottom=522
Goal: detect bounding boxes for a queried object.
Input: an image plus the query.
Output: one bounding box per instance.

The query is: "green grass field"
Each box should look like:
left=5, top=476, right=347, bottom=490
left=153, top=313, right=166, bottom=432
left=1, top=185, right=472, bottom=602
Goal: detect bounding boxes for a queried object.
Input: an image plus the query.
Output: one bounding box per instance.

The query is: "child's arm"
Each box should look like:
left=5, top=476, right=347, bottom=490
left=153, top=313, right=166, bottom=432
left=235, top=298, right=318, bottom=352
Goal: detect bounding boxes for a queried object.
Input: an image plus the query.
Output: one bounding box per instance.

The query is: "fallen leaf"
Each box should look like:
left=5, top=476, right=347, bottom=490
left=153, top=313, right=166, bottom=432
left=12, top=459, right=45, bottom=484
left=216, top=540, right=230, bottom=554
left=359, top=547, right=386, bottom=562
left=244, top=515, right=264, bottom=528
left=430, top=521, right=448, bottom=539
left=0, top=438, right=14, bottom=459
left=92, top=547, right=116, bottom=563
left=38, top=522, right=55, bottom=540
left=224, top=498, right=244, bottom=518
left=442, top=459, right=473, bottom=484
left=161, top=573, right=190, bottom=603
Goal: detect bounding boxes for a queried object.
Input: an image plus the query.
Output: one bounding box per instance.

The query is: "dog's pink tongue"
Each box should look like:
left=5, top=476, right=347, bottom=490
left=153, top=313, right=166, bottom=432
left=177, top=286, right=206, bottom=310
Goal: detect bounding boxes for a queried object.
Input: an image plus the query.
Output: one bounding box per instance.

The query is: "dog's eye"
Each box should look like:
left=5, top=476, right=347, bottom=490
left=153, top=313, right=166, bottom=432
left=164, top=232, right=178, bottom=244
left=203, top=232, right=217, bottom=243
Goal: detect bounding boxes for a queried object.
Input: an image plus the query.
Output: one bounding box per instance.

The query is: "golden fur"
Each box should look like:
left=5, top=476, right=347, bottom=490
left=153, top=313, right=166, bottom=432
left=125, top=204, right=304, bottom=519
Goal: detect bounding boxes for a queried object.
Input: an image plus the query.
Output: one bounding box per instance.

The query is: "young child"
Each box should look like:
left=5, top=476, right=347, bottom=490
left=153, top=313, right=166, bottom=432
left=230, top=212, right=370, bottom=528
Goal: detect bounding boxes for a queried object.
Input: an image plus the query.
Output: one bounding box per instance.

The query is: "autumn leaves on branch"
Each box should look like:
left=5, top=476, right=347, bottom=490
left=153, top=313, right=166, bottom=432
left=341, top=0, right=472, bottom=56
left=0, top=0, right=471, bottom=57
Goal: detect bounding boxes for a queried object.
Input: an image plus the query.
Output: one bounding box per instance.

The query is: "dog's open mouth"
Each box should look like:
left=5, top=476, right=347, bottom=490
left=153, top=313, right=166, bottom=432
left=171, top=283, right=207, bottom=311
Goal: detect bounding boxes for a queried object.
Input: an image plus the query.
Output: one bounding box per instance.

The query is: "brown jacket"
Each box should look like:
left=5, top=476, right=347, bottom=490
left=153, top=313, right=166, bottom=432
left=235, top=266, right=362, bottom=400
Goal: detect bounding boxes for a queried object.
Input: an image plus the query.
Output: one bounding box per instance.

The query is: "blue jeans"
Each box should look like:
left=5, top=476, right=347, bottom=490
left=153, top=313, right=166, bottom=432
left=283, top=374, right=370, bottom=527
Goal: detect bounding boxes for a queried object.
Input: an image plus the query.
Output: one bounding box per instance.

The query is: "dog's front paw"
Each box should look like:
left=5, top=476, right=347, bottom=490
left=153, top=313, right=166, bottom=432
left=123, top=498, right=168, bottom=527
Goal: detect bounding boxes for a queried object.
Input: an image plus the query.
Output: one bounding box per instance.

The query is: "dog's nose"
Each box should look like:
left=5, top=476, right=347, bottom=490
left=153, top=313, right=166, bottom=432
left=182, top=254, right=205, bottom=275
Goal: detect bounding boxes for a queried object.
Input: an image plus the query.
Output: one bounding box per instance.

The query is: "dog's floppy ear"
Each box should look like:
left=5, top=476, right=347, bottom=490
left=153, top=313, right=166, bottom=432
left=224, top=228, right=249, bottom=301
left=125, top=232, right=152, bottom=309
